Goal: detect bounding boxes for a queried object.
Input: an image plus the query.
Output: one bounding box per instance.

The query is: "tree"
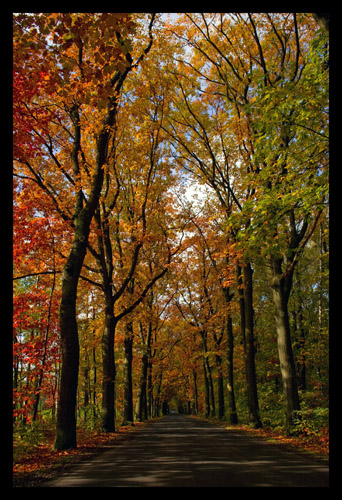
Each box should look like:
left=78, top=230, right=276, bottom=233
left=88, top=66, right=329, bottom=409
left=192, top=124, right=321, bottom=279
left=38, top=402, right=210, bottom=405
left=162, top=15, right=262, bottom=426
left=83, top=119, right=183, bottom=430
left=13, top=13, right=155, bottom=448
left=235, top=15, right=328, bottom=429
left=13, top=13, right=328, bottom=445
left=164, top=12, right=327, bottom=431
left=13, top=177, right=65, bottom=422
left=184, top=202, right=239, bottom=422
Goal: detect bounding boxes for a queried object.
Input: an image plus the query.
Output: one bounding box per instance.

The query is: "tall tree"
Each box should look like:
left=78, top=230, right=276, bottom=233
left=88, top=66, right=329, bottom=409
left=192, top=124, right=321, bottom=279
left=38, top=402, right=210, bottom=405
left=162, top=23, right=262, bottom=426
left=164, top=12, right=327, bottom=430
left=13, top=13, right=328, bottom=441
left=13, top=13, right=155, bottom=448
left=237, top=15, right=328, bottom=428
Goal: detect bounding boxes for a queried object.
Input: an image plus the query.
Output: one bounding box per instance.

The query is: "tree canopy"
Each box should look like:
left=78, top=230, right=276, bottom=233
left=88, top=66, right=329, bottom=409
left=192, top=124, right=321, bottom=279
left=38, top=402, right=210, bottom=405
left=13, top=13, right=328, bottom=451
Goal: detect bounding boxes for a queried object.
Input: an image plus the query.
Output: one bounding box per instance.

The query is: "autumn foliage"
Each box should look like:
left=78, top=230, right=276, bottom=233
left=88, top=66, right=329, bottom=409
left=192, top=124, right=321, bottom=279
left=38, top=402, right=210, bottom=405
left=13, top=11, right=328, bottom=466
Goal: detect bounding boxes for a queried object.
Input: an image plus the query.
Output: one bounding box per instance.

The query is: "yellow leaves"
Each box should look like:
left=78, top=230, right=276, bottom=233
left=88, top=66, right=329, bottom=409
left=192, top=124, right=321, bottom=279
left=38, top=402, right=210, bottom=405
left=219, top=265, right=237, bottom=289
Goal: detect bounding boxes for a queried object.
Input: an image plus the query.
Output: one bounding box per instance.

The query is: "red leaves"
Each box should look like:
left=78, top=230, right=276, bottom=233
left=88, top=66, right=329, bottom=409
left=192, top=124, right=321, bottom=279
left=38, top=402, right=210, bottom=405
left=13, top=286, right=61, bottom=421
left=13, top=67, right=62, bottom=162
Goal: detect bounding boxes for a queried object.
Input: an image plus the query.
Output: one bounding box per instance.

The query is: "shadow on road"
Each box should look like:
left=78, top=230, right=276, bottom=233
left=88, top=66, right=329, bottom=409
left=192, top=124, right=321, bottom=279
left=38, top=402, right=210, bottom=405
left=48, top=415, right=329, bottom=487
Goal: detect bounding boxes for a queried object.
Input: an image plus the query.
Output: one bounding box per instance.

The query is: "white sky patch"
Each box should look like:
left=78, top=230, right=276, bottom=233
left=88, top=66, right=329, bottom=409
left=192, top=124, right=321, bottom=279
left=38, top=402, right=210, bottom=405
left=183, top=180, right=211, bottom=207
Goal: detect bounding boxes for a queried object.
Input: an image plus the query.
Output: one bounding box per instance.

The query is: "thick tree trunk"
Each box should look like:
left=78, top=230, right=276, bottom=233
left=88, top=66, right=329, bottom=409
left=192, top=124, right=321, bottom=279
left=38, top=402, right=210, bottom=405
left=54, top=86, right=125, bottom=449
left=54, top=228, right=88, bottom=449
left=269, top=256, right=300, bottom=431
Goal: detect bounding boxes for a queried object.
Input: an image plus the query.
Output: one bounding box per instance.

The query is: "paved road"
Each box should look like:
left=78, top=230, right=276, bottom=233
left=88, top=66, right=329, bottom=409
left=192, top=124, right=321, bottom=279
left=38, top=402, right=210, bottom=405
left=48, top=415, right=329, bottom=487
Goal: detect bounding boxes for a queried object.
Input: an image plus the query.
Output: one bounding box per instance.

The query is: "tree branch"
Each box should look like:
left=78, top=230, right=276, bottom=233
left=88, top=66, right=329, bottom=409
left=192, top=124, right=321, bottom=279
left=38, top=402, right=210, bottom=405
left=284, top=210, right=322, bottom=280
left=13, top=271, right=61, bottom=281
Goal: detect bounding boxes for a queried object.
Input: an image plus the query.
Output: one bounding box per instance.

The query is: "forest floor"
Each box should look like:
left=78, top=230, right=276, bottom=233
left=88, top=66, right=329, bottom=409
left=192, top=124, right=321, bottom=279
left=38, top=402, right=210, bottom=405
left=12, top=417, right=329, bottom=487
left=194, top=416, right=329, bottom=461
left=12, top=421, right=152, bottom=487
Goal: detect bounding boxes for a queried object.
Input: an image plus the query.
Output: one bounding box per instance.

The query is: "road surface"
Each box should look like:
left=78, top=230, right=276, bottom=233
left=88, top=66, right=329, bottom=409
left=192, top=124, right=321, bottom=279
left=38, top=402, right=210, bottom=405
left=48, top=415, right=329, bottom=487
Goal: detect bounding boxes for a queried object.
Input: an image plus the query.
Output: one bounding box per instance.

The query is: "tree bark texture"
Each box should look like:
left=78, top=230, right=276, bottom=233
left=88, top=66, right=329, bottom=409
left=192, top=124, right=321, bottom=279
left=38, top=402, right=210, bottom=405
left=54, top=222, right=89, bottom=449
left=269, top=256, right=300, bottom=430
left=54, top=78, right=126, bottom=449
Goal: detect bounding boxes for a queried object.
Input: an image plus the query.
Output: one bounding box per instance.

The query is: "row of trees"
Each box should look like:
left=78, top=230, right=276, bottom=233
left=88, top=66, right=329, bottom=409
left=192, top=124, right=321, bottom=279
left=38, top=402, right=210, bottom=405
left=13, top=13, right=329, bottom=449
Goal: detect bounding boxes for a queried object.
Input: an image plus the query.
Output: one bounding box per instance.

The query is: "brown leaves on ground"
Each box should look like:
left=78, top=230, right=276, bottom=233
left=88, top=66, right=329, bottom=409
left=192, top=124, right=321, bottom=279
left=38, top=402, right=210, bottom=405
left=13, top=422, right=148, bottom=487
left=229, top=424, right=329, bottom=459
left=13, top=418, right=328, bottom=487
left=193, top=416, right=329, bottom=462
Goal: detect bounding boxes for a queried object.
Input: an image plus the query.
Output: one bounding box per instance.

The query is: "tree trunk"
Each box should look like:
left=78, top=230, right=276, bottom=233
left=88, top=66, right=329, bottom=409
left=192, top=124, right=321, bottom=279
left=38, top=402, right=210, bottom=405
left=268, top=256, right=300, bottom=431
left=135, top=320, right=152, bottom=421
left=296, top=310, right=306, bottom=391
left=153, top=373, right=162, bottom=417
left=213, top=304, right=225, bottom=420
left=122, top=321, right=134, bottom=425
left=215, top=353, right=224, bottom=419
left=54, top=89, right=124, bottom=449
left=222, top=286, right=238, bottom=424
left=135, top=352, right=148, bottom=421
left=242, top=263, right=262, bottom=428
left=92, top=339, right=97, bottom=419
left=203, top=358, right=210, bottom=417
left=208, top=361, right=215, bottom=416
left=192, top=370, right=198, bottom=414
left=293, top=274, right=306, bottom=391
left=101, top=296, right=116, bottom=432
left=83, top=361, right=90, bottom=423
left=201, top=331, right=215, bottom=416
left=147, top=357, right=153, bottom=418
left=225, top=312, right=238, bottom=424
left=54, top=230, right=87, bottom=449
